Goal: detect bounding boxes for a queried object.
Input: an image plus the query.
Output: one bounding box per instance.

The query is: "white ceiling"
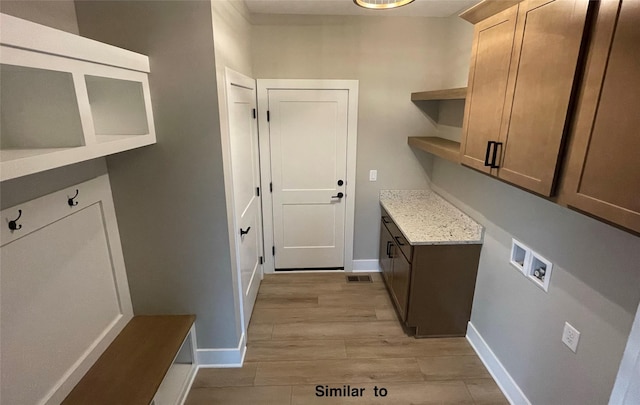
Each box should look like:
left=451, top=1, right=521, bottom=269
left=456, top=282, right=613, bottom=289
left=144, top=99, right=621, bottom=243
left=243, top=0, right=479, bottom=18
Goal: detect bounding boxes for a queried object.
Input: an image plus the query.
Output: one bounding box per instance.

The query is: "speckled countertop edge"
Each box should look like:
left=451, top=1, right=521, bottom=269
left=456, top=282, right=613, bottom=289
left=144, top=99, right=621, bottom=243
left=379, top=189, right=484, bottom=245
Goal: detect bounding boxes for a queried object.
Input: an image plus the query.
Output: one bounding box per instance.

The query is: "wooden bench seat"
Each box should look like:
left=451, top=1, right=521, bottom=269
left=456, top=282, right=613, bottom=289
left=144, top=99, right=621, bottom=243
left=62, top=315, right=195, bottom=405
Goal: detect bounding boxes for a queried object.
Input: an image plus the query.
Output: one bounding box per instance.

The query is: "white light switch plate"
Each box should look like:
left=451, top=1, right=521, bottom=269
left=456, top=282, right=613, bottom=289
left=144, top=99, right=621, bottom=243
left=562, top=322, right=580, bottom=353
left=369, top=170, right=377, bottom=181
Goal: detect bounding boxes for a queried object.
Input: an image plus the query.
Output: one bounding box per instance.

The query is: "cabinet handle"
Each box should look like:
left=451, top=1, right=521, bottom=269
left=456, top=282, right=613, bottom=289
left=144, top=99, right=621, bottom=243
left=490, top=142, right=502, bottom=169
left=394, top=236, right=406, bottom=246
left=484, top=141, right=494, bottom=166
left=386, top=241, right=392, bottom=257
left=382, top=216, right=391, bottom=224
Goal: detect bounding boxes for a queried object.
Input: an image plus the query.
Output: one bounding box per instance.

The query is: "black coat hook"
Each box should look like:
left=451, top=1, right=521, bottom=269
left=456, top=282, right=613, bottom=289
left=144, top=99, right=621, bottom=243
left=68, top=189, right=79, bottom=206
left=8, top=209, right=22, bottom=231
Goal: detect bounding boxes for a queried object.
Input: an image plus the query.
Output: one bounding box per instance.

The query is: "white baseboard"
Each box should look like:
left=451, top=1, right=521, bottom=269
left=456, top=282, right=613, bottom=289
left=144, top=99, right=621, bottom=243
left=197, top=332, right=246, bottom=368
left=352, top=259, right=380, bottom=272
left=466, top=322, right=531, bottom=405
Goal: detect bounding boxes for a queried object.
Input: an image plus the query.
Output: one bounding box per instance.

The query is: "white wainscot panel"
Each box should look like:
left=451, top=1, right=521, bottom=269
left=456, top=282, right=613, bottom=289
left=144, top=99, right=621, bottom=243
left=0, top=175, right=133, bottom=405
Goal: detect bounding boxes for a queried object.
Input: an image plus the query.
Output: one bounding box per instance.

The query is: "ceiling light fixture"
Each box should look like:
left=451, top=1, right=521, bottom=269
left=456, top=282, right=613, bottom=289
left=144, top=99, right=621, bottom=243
left=353, top=0, right=416, bottom=10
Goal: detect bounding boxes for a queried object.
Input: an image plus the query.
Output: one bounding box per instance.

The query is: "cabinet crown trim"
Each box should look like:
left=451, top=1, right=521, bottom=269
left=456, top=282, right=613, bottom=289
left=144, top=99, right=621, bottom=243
left=459, top=0, right=522, bottom=24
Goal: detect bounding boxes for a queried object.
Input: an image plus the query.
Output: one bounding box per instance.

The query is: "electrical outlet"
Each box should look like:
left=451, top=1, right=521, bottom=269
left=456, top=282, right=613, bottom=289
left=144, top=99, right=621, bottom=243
left=562, top=322, right=580, bottom=353
left=369, top=170, right=377, bottom=181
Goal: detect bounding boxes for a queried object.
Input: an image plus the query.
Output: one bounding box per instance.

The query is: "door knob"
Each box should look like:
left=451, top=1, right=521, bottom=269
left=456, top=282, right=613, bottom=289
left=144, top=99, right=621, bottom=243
left=240, top=227, right=251, bottom=236
left=331, top=192, right=344, bottom=199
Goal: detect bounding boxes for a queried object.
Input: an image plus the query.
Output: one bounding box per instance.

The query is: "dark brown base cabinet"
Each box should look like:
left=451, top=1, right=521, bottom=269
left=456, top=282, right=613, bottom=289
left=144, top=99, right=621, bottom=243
left=379, top=211, right=482, bottom=338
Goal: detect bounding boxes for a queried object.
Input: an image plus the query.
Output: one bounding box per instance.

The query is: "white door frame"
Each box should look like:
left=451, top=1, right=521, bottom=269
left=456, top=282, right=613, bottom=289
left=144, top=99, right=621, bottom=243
left=257, top=79, right=359, bottom=274
left=220, top=67, right=263, bottom=341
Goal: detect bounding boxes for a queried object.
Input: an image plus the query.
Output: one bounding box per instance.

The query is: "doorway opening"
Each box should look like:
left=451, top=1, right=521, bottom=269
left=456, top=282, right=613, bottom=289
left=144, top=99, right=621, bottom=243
left=257, top=80, right=359, bottom=274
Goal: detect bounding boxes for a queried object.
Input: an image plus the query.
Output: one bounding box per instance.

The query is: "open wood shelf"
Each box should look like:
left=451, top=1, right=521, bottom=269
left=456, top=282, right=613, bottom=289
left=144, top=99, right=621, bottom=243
left=408, top=136, right=461, bottom=163
left=411, top=87, right=467, bottom=101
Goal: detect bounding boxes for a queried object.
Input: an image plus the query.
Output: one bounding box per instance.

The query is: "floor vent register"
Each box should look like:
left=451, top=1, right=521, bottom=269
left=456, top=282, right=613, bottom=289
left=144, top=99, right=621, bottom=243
left=346, top=275, right=373, bottom=283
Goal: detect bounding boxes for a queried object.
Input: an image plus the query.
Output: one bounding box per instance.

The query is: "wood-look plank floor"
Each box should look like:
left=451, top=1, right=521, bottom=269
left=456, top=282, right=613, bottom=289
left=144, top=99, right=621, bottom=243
left=186, top=272, right=508, bottom=405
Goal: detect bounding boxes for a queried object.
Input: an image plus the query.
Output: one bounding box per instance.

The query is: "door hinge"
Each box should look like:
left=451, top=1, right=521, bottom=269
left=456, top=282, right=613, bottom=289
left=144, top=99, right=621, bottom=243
left=272, top=246, right=275, bottom=256
left=267, top=110, right=270, bottom=122
left=269, top=182, right=273, bottom=192
left=252, top=108, right=256, bottom=119
left=256, top=186, right=260, bottom=197
left=259, top=256, right=264, bottom=265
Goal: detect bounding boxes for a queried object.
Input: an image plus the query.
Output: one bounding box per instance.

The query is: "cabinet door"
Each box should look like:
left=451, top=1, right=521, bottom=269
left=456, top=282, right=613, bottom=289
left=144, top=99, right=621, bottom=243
left=391, top=249, right=411, bottom=322
left=563, top=0, right=640, bottom=233
left=379, top=221, right=394, bottom=285
left=460, top=6, right=518, bottom=173
left=496, top=0, right=590, bottom=196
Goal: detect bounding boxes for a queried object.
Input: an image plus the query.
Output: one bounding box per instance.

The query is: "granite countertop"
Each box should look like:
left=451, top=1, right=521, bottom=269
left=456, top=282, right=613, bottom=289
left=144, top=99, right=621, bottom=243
left=379, top=189, right=483, bottom=245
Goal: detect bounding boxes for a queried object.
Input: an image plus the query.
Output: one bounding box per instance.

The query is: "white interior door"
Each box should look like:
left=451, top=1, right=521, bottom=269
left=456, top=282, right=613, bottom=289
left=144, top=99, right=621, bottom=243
left=268, top=89, right=349, bottom=270
left=226, top=71, right=262, bottom=328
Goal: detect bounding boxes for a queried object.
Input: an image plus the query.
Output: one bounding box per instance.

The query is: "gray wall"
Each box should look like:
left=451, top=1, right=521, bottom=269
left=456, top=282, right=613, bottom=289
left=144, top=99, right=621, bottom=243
left=211, top=0, right=253, bottom=77
left=430, top=17, right=640, bottom=403
left=251, top=15, right=470, bottom=260
left=431, top=159, right=640, bottom=404
left=75, top=1, right=241, bottom=348
left=0, top=0, right=79, bottom=34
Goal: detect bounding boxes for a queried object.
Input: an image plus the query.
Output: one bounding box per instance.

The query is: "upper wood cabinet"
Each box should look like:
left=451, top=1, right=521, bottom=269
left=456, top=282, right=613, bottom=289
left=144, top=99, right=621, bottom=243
left=460, top=0, right=590, bottom=196
left=561, top=0, right=640, bottom=234
left=460, top=6, right=517, bottom=174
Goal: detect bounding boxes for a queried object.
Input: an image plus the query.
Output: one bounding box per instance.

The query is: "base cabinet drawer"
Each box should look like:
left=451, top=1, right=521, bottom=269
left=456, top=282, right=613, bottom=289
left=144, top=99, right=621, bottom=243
left=382, top=208, right=412, bottom=262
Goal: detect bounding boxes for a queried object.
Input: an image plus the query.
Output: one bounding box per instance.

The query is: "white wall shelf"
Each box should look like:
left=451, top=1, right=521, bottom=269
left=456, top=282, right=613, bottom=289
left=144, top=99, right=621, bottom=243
left=0, top=13, right=156, bottom=182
